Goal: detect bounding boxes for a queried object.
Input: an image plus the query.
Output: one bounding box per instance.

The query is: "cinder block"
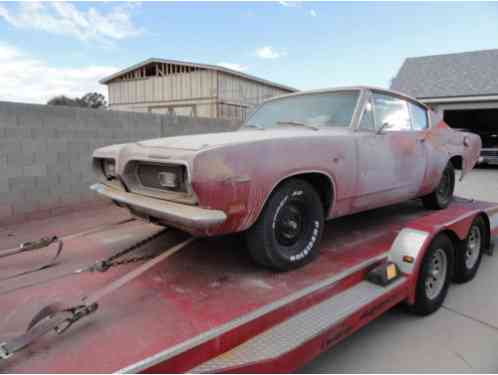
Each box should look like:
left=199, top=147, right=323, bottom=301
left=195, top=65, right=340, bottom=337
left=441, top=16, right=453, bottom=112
left=0, top=178, right=9, bottom=193
left=16, top=106, right=44, bottom=128
left=8, top=175, right=37, bottom=192
left=0, top=190, right=24, bottom=205
left=31, top=127, right=57, bottom=138
left=2, top=165, right=22, bottom=178
left=66, top=141, right=90, bottom=154
left=35, top=176, right=55, bottom=191
left=4, top=127, right=31, bottom=138
left=21, top=139, right=48, bottom=154
left=0, top=105, right=18, bottom=128
left=23, top=164, right=47, bottom=177
left=35, top=149, right=59, bottom=165
left=6, top=150, right=35, bottom=167
left=0, top=140, right=21, bottom=154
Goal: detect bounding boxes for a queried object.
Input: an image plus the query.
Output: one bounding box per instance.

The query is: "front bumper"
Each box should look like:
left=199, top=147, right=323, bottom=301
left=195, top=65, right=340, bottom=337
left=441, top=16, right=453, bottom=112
left=480, top=149, right=498, bottom=165
left=91, top=183, right=227, bottom=230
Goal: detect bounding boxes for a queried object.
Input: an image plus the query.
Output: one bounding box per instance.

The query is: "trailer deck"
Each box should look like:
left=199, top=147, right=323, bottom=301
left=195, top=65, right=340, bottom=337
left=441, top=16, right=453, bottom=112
left=1, top=199, right=497, bottom=373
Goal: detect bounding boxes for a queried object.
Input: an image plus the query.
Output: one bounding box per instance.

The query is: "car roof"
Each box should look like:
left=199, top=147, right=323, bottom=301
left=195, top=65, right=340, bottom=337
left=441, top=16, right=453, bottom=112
left=263, top=86, right=430, bottom=109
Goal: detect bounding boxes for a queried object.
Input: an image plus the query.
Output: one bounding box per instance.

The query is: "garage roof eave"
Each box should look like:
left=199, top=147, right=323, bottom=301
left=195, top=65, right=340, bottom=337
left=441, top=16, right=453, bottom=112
left=420, top=94, right=498, bottom=104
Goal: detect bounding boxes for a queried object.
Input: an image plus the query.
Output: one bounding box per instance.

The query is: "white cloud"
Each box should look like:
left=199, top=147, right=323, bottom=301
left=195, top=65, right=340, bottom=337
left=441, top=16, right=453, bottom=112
left=217, top=62, right=248, bottom=72
left=0, top=2, right=142, bottom=43
left=256, top=46, right=284, bottom=60
left=0, top=43, right=116, bottom=104
left=278, top=1, right=299, bottom=8
left=309, top=9, right=317, bottom=17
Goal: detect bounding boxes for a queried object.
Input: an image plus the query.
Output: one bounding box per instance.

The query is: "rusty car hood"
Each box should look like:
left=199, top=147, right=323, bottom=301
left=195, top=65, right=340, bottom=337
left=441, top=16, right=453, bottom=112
left=137, top=128, right=352, bottom=151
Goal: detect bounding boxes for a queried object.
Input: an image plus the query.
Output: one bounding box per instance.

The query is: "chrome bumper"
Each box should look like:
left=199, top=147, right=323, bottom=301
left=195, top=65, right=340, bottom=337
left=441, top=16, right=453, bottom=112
left=90, top=183, right=227, bottom=229
left=480, top=149, right=498, bottom=164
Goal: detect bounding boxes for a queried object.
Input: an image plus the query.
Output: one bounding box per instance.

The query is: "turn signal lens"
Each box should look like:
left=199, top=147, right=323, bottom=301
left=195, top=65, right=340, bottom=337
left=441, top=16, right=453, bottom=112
left=102, top=159, right=116, bottom=179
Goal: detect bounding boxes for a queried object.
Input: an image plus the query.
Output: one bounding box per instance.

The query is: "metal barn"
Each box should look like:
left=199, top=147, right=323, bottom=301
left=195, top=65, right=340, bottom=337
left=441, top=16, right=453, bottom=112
left=100, top=58, right=297, bottom=121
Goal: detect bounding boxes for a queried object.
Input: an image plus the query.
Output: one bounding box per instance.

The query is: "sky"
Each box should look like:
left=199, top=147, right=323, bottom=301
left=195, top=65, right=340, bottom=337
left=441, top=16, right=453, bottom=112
left=0, top=1, right=498, bottom=104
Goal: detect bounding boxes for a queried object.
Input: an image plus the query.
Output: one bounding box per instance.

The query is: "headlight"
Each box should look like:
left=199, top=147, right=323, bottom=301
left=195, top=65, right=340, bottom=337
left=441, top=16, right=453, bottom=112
left=136, top=163, right=187, bottom=192
left=102, top=159, right=116, bottom=180
left=158, top=171, right=178, bottom=188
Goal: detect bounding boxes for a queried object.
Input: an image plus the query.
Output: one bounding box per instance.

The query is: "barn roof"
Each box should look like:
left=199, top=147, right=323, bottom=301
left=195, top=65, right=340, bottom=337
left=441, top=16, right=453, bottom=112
left=390, top=49, right=498, bottom=99
left=100, top=58, right=298, bottom=92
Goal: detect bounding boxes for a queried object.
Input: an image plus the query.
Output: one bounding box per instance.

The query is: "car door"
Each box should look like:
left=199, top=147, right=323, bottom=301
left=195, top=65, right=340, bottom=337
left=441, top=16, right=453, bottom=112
left=352, top=91, right=427, bottom=212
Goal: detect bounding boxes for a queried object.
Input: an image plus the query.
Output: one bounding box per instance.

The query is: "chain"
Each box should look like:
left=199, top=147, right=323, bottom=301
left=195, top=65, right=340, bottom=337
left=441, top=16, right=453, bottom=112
left=86, top=229, right=167, bottom=272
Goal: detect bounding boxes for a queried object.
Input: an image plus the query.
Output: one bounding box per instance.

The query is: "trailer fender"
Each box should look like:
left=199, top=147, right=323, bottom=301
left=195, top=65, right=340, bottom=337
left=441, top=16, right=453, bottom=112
left=485, top=207, right=498, bottom=238
left=390, top=210, right=495, bottom=305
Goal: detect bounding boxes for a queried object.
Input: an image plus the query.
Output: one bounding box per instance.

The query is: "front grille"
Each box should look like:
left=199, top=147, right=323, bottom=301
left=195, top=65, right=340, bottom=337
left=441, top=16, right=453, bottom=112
left=136, top=163, right=187, bottom=193
left=481, top=149, right=498, bottom=160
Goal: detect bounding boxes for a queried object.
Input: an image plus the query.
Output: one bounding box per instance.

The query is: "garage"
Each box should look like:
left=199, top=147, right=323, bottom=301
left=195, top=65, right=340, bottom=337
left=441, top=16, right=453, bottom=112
left=390, top=49, right=498, bottom=165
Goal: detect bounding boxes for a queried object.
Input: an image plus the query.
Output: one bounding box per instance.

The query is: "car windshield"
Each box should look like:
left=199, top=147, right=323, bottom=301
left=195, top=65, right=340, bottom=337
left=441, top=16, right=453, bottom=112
left=243, top=91, right=360, bottom=130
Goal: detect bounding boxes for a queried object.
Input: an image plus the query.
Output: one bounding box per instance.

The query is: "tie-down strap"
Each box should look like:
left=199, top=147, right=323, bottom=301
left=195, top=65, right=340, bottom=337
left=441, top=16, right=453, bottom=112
left=0, top=237, right=195, bottom=362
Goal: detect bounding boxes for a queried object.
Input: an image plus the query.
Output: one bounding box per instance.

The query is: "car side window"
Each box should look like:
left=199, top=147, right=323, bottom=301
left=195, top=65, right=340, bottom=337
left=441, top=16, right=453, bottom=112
left=409, top=102, right=429, bottom=130
left=359, top=100, right=375, bottom=131
left=372, top=93, right=411, bottom=131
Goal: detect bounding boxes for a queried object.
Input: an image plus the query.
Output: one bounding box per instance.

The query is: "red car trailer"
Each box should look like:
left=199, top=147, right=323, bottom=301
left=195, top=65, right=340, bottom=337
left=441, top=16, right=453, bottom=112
left=0, top=198, right=497, bottom=373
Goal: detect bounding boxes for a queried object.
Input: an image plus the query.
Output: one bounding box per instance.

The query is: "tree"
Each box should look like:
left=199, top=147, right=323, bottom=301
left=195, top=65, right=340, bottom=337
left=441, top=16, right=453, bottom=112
left=80, top=92, right=107, bottom=109
left=47, top=92, right=107, bottom=109
left=47, top=95, right=80, bottom=107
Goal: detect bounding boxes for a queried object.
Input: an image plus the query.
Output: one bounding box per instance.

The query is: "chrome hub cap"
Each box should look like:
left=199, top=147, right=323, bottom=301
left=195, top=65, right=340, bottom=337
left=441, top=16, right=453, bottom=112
left=425, top=248, right=448, bottom=300
left=465, top=226, right=481, bottom=269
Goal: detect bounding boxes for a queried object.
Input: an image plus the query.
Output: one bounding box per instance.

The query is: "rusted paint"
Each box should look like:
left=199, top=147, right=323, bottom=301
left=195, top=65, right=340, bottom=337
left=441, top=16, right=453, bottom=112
left=92, top=87, right=481, bottom=237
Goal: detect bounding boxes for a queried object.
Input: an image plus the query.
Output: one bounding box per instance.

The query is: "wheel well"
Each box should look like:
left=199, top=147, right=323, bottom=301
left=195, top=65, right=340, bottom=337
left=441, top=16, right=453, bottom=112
left=450, top=155, right=463, bottom=170
left=276, top=173, right=334, bottom=215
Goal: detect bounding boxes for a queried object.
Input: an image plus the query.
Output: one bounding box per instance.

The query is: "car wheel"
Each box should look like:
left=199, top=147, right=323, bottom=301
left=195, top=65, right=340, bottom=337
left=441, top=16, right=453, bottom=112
left=454, top=216, right=486, bottom=283
left=411, top=233, right=454, bottom=315
left=245, top=179, right=324, bottom=271
left=422, top=162, right=455, bottom=210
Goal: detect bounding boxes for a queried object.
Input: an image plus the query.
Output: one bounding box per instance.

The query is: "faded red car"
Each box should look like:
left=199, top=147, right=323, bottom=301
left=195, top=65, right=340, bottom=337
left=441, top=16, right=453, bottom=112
left=91, top=87, right=481, bottom=270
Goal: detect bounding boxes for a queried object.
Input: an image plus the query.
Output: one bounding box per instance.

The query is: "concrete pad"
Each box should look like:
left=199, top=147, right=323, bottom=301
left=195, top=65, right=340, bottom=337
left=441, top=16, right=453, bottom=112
left=300, top=305, right=498, bottom=372
left=444, top=248, right=498, bottom=329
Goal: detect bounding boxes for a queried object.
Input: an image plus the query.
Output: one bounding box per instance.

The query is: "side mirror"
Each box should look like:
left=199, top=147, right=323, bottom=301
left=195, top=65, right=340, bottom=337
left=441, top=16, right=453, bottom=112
left=377, top=122, right=394, bottom=134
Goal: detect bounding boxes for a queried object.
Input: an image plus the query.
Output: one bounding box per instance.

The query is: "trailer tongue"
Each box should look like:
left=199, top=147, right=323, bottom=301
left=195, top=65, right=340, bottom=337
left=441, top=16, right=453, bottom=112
left=0, top=199, right=497, bottom=373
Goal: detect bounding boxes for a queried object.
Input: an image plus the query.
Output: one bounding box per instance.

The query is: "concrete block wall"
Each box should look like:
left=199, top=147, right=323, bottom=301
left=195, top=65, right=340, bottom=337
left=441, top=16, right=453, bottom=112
left=0, top=101, right=241, bottom=225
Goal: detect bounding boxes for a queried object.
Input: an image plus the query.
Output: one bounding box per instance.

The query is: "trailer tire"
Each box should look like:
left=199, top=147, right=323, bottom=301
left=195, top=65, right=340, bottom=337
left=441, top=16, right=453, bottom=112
left=422, top=162, right=455, bottom=210
left=245, top=179, right=324, bottom=271
left=411, top=233, right=454, bottom=315
left=454, top=216, right=485, bottom=283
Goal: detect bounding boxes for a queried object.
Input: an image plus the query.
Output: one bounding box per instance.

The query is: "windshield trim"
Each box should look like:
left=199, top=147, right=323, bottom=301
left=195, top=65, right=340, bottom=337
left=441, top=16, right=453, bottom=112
left=244, top=89, right=363, bottom=130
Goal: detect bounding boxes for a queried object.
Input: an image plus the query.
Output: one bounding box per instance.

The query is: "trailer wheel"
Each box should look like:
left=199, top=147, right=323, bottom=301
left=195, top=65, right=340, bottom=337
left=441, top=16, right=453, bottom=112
left=245, top=179, right=324, bottom=271
left=454, top=216, right=485, bottom=283
left=411, top=233, right=454, bottom=315
left=422, top=162, right=455, bottom=210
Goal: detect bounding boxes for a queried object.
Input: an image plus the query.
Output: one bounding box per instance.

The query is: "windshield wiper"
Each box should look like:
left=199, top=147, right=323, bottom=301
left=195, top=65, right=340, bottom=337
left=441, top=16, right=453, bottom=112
left=276, top=121, right=319, bottom=131
left=242, top=123, right=265, bottom=130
